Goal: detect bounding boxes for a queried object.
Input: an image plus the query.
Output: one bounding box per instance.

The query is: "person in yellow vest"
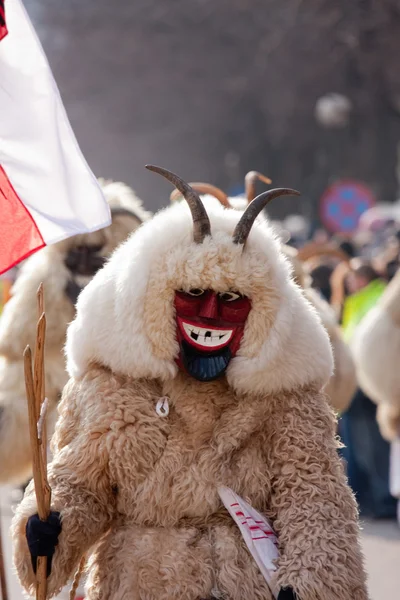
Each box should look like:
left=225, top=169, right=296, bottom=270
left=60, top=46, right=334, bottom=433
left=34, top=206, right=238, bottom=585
left=340, top=261, right=397, bottom=518
left=342, top=263, right=387, bottom=343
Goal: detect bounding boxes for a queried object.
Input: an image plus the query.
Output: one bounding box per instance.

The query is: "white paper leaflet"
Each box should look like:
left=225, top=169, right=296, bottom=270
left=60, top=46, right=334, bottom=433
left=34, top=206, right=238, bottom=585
left=218, top=486, right=280, bottom=599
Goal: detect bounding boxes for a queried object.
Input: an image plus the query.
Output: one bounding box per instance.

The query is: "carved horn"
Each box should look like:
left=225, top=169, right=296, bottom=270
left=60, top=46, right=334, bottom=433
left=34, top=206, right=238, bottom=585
left=245, top=171, right=272, bottom=203
left=170, top=182, right=230, bottom=207
left=233, top=188, right=300, bottom=245
left=146, top=165, right=211, bottom=243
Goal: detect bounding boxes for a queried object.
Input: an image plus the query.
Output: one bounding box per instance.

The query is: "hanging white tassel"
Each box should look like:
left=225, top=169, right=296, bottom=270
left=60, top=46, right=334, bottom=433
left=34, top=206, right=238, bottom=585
left=156, top=397, right=170, bottom=417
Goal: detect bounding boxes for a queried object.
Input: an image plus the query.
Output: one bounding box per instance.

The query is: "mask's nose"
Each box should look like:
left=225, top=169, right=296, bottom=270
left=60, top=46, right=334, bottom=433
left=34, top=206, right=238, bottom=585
left=199, top=292, right=218, bottom=319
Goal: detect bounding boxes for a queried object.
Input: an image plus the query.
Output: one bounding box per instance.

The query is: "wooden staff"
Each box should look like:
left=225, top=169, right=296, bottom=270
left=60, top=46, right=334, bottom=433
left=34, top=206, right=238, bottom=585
left=24, top=284, right=51, bottom=600
left=245, top=171, right=272, bottom=203
left=34, top=284, right=48, bottom=468
left=296, top=241, right=351, bottom=264
left=0, top=506, right=8, bottom=600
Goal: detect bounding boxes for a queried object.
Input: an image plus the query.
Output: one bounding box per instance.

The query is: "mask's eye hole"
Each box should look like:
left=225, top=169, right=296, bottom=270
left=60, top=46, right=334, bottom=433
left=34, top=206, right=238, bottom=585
left=219, top=291, right=242, bottom=302
left=183, top=288, right=206, bottom=297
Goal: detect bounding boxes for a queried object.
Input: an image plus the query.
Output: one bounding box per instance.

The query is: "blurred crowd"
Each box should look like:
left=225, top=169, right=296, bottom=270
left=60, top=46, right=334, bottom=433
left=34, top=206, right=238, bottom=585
left=275, top=203, right=400, bottom=522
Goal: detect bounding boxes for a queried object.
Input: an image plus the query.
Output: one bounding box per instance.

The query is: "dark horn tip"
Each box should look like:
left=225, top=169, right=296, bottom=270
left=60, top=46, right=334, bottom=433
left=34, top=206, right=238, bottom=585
left=232, top=187, right=301, bottom=245
left=145, top=164, right=170, bottom=175
left=144, top=164, right=211, bottom=243
left=269, top=188, right=301, bottom=197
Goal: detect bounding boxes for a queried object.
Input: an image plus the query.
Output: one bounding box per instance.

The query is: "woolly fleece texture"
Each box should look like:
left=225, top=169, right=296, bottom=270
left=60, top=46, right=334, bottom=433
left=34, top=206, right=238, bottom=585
left=13, top=370, right=368, bottom=600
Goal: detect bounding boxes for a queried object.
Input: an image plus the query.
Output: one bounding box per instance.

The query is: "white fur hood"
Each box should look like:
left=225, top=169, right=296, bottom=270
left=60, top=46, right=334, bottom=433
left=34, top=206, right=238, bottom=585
left=66, top=197, right=333, bottom=395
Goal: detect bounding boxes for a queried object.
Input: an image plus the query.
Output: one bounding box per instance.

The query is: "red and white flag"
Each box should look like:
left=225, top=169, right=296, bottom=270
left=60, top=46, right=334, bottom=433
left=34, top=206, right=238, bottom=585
left=0, top=0, right=7, bottom=41
left=0, top=0, right=111, bottom=275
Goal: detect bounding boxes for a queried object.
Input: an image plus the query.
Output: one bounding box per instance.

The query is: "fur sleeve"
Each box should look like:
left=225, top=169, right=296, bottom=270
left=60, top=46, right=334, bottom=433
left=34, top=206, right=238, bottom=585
left=267, top=387, right=368, bottom=600
left=11, top=372, right=117, bottom=598
left=324, top=328, right=357, bottom=414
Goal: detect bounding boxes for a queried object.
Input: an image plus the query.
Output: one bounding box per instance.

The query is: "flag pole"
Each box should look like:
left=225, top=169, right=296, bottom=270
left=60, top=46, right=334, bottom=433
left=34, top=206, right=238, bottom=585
left=23, top=284, right=51, bottom=600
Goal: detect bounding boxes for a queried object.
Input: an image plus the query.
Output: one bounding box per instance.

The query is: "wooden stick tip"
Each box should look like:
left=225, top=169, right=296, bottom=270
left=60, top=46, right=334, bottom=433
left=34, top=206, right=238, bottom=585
left=37, top=282, right=45, bottom=315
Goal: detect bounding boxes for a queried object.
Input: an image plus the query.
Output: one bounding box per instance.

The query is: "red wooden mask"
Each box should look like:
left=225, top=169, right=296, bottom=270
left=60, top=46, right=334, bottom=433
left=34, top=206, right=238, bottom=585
left=174, top=289, right=251, bottom=381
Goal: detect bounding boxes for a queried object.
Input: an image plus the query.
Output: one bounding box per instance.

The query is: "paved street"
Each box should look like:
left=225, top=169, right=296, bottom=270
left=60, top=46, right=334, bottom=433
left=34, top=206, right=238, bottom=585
left=1, top=485, right=399, bottom=600
left=361, top=519, right=400, bottom=599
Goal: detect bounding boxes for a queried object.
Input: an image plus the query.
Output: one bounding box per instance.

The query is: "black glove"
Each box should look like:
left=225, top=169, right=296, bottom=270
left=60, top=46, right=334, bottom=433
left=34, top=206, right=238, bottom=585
left=26, top=511, right=62, bottom=577
left=278, top=587, right=298, bottom=599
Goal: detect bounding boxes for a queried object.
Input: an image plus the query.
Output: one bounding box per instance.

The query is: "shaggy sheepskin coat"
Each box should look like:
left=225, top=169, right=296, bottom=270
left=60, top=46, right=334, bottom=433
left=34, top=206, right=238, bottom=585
left=13, top=197, right=368, bottom=599
left=0, top=180, right=151, bottom=485
left=352, top=269, right=400, bottom=441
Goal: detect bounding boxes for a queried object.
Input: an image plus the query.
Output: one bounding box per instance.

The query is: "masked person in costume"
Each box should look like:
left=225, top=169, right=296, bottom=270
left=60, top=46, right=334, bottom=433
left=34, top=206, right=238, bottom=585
left=0, top=179, right=151, bottom=485
left=13, top=167, right=368, bottom=600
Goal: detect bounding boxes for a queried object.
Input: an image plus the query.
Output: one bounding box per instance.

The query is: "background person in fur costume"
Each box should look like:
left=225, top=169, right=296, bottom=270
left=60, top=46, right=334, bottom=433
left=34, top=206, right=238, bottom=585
left=352, top=268, right=400, bottom=443
left=12, top=167, right=368, bottom=600
left=0, top=179, right=151, bottom=486
left=351, top=269, right=400, bottom=521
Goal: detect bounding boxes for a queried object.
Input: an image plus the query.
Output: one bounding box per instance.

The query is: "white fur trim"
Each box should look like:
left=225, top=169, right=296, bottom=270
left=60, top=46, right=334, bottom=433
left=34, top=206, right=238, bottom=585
left=66, top=198, right=333, bottom=394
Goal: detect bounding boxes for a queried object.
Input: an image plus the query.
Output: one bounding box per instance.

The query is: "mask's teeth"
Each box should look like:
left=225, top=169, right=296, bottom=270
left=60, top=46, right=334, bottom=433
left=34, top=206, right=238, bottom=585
left=182, top=321, right=233, bottom=347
